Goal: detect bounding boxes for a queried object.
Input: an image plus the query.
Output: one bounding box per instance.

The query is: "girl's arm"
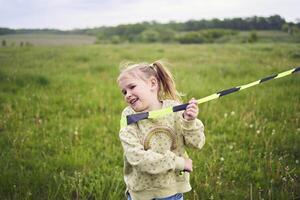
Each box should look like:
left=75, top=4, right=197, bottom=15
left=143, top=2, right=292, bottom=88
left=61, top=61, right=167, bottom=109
left=180, top=98, right=205, bottom=149
left=119, top=125, right=186, bottom=175
left=180, top=117, right=205, bottom=149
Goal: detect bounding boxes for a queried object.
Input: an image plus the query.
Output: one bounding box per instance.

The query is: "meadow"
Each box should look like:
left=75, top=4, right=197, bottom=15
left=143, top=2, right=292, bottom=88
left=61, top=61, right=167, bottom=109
left=0, top=42, right=299, bottom=199
left=0, top=34, right=97, bottom=46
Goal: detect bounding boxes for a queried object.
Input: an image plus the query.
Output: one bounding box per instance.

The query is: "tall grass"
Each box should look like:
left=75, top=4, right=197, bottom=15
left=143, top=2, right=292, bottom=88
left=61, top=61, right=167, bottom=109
left=0, top=43, right=299, bottom=199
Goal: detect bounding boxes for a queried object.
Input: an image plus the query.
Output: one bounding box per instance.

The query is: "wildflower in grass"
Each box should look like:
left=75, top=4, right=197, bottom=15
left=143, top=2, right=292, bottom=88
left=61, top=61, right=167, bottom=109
left=35, top=116, right=42, bottom=125
left=256, top=130, right=260, bottom=134
left=229, top=145, right=233, bottom=150
left=230, top=111, right=235, bottom=116
left=296, top=160, right=299, bottom=164
left=272, top=129, right=276, bottom=135
left=249, top=124, right=254, bottom=128
left=216, top=180, right=222, bottom=186
left=282, top=177, right=287, bottom=182
left=285, top=166, right=289, bottom=171
left=290, top=177, right=295, bottom=182
left=220, top=157, right=225, bottom=162
left=73, top=127, right=80, bottom=144
left=224, top=113, right=228, bottom=118
left=74, top=127, right=78, bottom=135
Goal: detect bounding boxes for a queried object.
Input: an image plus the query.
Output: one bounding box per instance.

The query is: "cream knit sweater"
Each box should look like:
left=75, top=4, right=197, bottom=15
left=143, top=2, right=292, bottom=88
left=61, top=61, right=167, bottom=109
left=119, top=100, right=205, bottom=200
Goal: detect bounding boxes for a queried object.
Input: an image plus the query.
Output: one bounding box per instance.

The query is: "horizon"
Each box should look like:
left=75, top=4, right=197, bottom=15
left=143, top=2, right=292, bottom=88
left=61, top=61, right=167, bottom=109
left=1, top=14, right=298, bottom=31
left=1, top=0, right=299, bottom=31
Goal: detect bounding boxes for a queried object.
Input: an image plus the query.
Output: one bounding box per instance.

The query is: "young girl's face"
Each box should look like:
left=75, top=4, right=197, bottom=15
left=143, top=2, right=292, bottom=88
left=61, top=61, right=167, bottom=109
left=118, top=71, right=160, bottom=112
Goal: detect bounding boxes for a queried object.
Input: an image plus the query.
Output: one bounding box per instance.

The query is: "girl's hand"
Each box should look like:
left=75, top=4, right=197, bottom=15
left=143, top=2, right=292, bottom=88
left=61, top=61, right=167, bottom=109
left=183, top=98, right=199, bottom=121
left=184, top=158, right=193, bottom=172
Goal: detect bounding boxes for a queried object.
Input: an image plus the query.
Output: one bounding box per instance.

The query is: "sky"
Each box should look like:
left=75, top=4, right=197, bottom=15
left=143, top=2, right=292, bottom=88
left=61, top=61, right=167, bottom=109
left=0, top=0, right=299, bottom=30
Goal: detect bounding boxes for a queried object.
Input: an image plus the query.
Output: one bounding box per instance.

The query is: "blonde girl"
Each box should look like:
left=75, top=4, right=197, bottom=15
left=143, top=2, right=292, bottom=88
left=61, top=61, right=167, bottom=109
left=117, top=61, right=205, bottom=200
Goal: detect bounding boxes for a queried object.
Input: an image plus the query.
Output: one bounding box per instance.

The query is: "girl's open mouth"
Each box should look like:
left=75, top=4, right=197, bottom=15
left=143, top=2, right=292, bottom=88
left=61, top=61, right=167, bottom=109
left=130, top=98, right=138, bottom=105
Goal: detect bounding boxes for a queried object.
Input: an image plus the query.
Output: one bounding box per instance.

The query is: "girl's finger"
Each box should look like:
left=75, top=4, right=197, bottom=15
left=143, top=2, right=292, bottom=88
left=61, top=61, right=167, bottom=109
left=186, top=107, right=198, bottom=115
left=187, top=107, right=196, bottom=112
left=189, top=98, right=198, bottom=104
left=187, top=110, right=197, bottom=116
left=187, top=103, right=198, bottom=109
left=187, top=107, right=198, bottom=114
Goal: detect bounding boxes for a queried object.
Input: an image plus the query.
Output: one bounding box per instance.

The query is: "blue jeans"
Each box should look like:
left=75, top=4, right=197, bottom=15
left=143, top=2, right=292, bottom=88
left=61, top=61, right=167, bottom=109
left=127, top=192, right=183, bottom=200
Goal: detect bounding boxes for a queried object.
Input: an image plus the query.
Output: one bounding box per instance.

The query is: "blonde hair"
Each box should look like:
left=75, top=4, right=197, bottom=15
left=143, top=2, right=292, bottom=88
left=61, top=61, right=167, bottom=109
left=117, top=60, right=182, bottom=102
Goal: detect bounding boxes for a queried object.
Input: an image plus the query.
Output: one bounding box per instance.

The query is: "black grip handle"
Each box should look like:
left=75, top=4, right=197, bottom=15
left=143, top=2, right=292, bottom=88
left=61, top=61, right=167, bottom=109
left=172, top=103, right=189, bottom=112
left=127, top=112, right=149, bottom=125
left=293, top=66, right=300, bottom=73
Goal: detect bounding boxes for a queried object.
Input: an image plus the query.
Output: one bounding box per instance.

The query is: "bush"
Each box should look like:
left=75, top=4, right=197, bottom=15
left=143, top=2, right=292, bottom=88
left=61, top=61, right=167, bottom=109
left=176, top=32, right=205, bottom=44
left=248, top=32, right=258, bottom=43
left=140, top=29, right=160, bottom=43
left=111, top=35, right=121, bottom=44
left=1, top=40, right=6, bottom=47
left=201, top=29, right=238, bottom=43
left=282, top=23, right=300, bottom=36
left=156, top=28, right=175, bottom=43
left=177, top=29, right=238, bottom=44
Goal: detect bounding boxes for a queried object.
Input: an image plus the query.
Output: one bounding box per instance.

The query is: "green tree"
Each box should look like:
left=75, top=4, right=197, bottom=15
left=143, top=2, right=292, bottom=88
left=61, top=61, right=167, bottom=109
left=176, top=32, right=205, bottom=44
left=282, top=23, right=290, bottom=33
left=140, top=29, right=159, bottom=43
left=156, top=28, right=175, bottom=42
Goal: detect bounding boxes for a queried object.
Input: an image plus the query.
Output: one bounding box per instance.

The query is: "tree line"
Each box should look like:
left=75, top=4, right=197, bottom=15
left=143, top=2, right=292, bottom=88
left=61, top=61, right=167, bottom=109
left=1, top=15, right=299, bottom=44
left=87, top=15, right=300, bottom=43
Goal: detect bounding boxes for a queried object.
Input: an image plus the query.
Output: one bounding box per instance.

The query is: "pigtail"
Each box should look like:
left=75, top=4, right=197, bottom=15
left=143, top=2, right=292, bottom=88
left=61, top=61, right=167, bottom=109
left=152, top=61, right=182, bottom=102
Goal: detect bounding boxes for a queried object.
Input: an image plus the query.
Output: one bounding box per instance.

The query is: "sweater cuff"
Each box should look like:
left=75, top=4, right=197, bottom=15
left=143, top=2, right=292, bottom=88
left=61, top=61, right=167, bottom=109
left=181, top=115, right=196, bottom=129
left=175, top=156, right=185, bottom=170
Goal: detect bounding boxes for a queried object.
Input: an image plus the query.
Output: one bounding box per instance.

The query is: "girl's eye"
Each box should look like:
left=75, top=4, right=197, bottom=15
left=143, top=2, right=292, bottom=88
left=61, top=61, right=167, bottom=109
left=121, top=85, right=135, bottom=95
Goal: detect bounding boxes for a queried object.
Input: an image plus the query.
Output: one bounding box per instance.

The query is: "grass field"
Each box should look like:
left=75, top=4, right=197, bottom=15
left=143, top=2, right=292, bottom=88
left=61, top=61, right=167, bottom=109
left=0, top=34, right=97, bottom=46
left=0, top=43, right=299, bottom=199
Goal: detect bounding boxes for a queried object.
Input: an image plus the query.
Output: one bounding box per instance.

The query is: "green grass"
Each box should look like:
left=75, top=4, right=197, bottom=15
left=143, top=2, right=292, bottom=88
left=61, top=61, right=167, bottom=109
left=0, top=34, right=97, bottom=46
left=0, top=43, right=299, bottom=199
left=252, top=31, right=299, bottom=42
left=217, top=31, right=300, bottom=43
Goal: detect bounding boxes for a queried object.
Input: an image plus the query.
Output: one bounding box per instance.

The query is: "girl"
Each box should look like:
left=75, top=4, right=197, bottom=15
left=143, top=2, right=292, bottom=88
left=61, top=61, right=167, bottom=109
left=117, top=61, right=205, bottom=200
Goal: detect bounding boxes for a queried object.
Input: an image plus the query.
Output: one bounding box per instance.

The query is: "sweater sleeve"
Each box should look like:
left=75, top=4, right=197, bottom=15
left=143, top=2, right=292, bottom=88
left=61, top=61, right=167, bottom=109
left=119, top=107, right=185, bottom=175
left=180, top=115, right=205, bottom=149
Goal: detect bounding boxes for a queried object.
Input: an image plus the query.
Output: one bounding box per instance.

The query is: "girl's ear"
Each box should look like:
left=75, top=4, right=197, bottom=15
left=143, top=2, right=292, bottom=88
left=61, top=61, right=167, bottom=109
left=149, top=76, right=158, bottom=91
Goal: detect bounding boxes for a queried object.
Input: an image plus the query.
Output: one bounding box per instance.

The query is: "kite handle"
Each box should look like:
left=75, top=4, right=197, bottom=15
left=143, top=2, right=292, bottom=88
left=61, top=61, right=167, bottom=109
left=173, top=103, right=189, bottom=112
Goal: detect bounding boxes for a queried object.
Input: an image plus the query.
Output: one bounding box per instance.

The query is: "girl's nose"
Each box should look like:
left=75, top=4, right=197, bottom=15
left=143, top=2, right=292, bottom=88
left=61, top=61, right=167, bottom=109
left=125, top=92, right=132, bottom=100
